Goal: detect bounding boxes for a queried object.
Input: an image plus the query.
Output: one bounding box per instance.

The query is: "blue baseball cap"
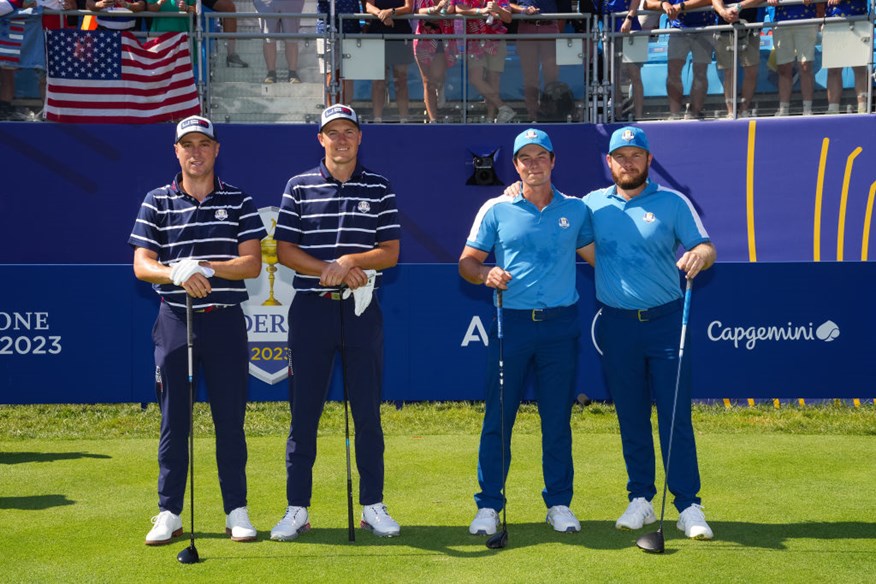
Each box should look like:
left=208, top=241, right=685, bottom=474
left=608, top=126, right=650, bottom=154
left=513, top=128, right=553, bottom=157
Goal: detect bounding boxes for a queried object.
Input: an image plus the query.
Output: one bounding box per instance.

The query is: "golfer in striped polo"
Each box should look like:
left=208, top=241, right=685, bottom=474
left=270, top=105, right=402, bottom=541
left=129, top=116, right=266, bottom=546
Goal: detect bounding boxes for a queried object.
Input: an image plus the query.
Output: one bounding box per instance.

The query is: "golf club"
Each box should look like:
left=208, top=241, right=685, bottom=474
left=486, top=290, right=508, bottom=550
left=338, top=291, right=356, bottom=542
left=177, top=295, right=199, bottom=564
left=636, top=279, right=693, bottom=554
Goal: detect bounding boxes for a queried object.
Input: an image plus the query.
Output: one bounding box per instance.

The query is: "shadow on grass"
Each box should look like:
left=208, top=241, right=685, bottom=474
left=0, top=452, right=111, bottom=465
left=703, top=521, right=876, bottom=550
left=0, top=494, right=75, bottom=510
left=180, top=519, right=876, bottom=560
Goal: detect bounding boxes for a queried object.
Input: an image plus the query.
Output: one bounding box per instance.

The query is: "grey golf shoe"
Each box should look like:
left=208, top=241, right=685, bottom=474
left=469, top=508, right=500, bottom=536
left=270, top=506, right=311, bottom=541
left=361, top=503, right=400, bottom=537
left=546, top=505, right=581, bottom=533
left=616, top=497, right=657, bottom=530
left=677, top=503, right=714, bottom=540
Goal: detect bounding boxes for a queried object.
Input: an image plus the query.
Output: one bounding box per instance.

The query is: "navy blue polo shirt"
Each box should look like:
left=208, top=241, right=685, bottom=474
left=581, top=180, right=710, bottom=310
left=128, top=173, right=267, bottom=311
left=466, top=189, right=590, bottom=310
left=274, top=160, right=401, bottom=293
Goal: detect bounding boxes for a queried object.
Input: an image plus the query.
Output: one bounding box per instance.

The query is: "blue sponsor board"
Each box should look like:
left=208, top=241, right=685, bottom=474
left=1, top=262, right=874, bottom=404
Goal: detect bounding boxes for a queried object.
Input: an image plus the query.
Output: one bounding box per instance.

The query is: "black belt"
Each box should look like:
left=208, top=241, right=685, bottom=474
left=505, top=305, right=575, bottom=322
left=599, top=299, right=681, bottom=322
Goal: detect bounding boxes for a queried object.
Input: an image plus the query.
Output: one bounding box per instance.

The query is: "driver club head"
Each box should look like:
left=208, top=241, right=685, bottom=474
left=636, top=529, right=665, bottom=554
left=485, top=529, right=508, bottom=550
left=177, top=543, right=200, bottom=564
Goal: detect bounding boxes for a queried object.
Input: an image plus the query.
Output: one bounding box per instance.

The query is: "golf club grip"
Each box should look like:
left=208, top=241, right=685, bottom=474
left=678, top=280, right=692, bottom=353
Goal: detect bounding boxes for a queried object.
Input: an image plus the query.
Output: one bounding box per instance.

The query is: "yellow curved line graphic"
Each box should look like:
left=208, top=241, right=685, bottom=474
left=747, top=120, right=757, bottom=262
left=863, top=181, right=876, bottom=261
left=837, top=147, right=863, bottom=261
left=814, top=138, right=830, bottom=262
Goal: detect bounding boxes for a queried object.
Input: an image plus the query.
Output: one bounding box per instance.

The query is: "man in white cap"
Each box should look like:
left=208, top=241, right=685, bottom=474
left=270, top=105, right=402, bottom=540
left=129, top=115, right=265, bottom=546
left=460, top=128, right=593, bottom=537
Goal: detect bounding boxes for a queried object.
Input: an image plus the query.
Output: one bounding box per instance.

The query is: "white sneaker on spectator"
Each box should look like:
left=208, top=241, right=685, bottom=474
left=270, top=506, right=311, bottom=541
left=225, top=506, right=257, bottom=542
left=546, top=505, right=581, bottom=533
left=496, top=105, right=516, bottom=123
left=774, top=106, right=789, bottom=117
left=361, top=502, right=400, bottom=537
left=677, top=503, right=714, bottom=540
left=145, top=510, right=183, bottom=546
left=469, top=508, right=500, bottom=535
left=615, top=497, right=657, bottom=530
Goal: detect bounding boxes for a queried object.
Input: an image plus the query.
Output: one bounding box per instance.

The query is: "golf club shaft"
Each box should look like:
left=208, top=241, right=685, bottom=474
left=185, top=295, right=195, bottom=548
left=339, top=296, right=355, bottom=542
left=657, top=279, right=693, bottom=531
left=497, top=290, right=506, bottom=532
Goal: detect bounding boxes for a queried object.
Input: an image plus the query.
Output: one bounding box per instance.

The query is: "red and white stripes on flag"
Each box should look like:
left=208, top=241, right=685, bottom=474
left=45, top=30, right=201, bottom=124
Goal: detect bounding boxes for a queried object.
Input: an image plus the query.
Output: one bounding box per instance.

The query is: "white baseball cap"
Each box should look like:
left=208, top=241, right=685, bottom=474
left=319, top=104, right=360, bottom=131
left=175, top=115, right=217, bottom=143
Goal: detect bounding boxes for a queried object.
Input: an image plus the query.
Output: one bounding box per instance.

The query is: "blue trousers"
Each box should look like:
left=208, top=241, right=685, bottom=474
left=153, top=302, right=249, bottom=515
left=596, top=303, right=701, bottom=513
left=285, top=293, right=385, bottom=507
left=475, top=305, right=579, bottom=512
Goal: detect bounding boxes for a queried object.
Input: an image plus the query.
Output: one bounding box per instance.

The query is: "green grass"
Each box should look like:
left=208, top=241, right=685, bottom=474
left=1, top=403, right=875, bottom=583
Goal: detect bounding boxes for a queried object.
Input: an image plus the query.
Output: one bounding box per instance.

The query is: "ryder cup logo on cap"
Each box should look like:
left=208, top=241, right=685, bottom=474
left=513, top=128, right=554, bottom=157
left=175, top=115, right=216, bottom=143
left=320, top=104, right=359, bottom=131
left=608, top=126, right=649, bottom=154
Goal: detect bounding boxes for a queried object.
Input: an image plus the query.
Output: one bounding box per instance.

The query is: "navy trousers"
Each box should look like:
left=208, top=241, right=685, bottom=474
left=153, top=302, right=249, bottom=515
left=596, top=303, right=702, bottom=513
left=475, top=305, right=579, bottom=512
left=285, top=293, right=385, bottom=507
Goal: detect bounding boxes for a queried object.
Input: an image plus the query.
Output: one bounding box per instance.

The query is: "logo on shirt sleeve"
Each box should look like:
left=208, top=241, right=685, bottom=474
left=642, top=212, right=655, bottom=223
left=558, top=217, right=570, bottom=229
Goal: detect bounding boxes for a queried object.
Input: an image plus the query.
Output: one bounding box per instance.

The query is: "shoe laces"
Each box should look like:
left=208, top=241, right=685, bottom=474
left=475, top=508, right=497, bottom=520
left=229, top=506, right=250, bottom=523
left=683, top=504, right=706, bottom=524
left=366, top=503, right=391, bottom=521
left=550, top=505, right=575, bottom=520
left=151, top=510, right=174, bottom=526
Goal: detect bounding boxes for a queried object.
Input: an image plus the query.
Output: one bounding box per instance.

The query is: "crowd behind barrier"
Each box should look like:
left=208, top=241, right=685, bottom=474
left=1, top=0, right=874, bottom=122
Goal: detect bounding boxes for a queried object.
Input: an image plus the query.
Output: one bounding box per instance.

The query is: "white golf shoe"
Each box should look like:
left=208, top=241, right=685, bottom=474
left=615, top=497, right=657, bottom=530
left=546, top=505, right=581, bottom=533
left=677, top=503, right=714, bottom=540
left=361, top=503, right=400, bottom=537
left=469, top=508, right=500, bottom=536
left=226, top=506, right=257, bottom=542
left=144, top=510, right=183, bottom=546
left=270, top=506, right=311, bottom=541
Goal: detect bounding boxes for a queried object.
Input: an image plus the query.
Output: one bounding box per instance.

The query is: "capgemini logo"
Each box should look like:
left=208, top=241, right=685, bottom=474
left=707, top=320, right=841, bottom=350
left=815, top=320, right=840, bottom=342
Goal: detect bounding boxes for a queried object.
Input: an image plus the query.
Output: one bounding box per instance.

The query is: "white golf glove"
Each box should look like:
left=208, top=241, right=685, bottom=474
left=342, top=270, right=376, bottom=316
left=170, top=259, right=215, bottom=286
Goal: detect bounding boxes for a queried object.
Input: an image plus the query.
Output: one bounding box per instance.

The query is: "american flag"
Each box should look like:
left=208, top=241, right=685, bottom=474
left=45, top=29, right=200, bottom=124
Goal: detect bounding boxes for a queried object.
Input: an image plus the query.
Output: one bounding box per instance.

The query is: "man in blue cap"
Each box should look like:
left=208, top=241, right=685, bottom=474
left=583, top=126, right=716, bottom=539
left=459, top=128, right=593, bottom=536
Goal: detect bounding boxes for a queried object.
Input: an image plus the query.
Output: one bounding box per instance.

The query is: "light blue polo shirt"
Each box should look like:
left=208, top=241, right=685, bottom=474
left=466, top=188, right=590, bottom=310
left=581, top=180, right=710, bottom=310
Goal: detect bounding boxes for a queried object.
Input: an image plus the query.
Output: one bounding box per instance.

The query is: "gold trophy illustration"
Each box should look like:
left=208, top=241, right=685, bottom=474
left=261, top=218, right=281, bottom=306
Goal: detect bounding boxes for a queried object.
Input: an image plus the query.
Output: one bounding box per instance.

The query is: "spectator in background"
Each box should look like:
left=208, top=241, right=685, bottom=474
left=513, top=0, right=559, bottom=121
left=203, top=0, right=249, bottom=68
left=767, top=0, right=817, bottom=116
left=146, top=0, right=193, bottom=33
left=606, top=0, right=645, bottom=121
left=712, top=0, right=763, bottom=118
left=363, top=0, right=414, bottom=122
left=87, top=0, right=144, bottom=31
left=453, top=0, right=516, bottom=123
left=316, top=0, right=361, bottom=104
left=662, top=0, right=714, bottom=119
left=413, top=0, right=455, bottom=122
left=254, top=0, right=305, bottom=84
left=825, top=0, right=868, bottom=115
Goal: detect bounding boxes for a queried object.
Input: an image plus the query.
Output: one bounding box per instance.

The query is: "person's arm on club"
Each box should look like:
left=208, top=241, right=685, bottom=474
left=133, top=247, right=212, bottom=298
left=200, top=239, right=262, bottom=281
left=459, top=246, right=512, bottom=289
left=677, top=241, right=716, bottom=279
left=278, top=239, right=399, bottom=289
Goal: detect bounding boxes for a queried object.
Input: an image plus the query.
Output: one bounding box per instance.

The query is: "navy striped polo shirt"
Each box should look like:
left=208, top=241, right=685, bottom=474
left=274, top=160, right=401, bottom=293
left=128, top=173, right=267, bottom=311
